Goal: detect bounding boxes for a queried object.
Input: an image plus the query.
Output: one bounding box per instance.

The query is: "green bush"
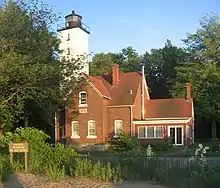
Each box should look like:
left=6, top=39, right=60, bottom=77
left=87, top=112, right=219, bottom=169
left=0, top=154, right=13, bottom=182
left=142, top=137, right=173, bottom=151
left=0, top=127, right=77, bottom=174
left=110, top=132, right=140, bottom=152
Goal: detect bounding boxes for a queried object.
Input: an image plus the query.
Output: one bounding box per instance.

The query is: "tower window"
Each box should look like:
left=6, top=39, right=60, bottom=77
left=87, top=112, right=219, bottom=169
left=67, top=33, right=70, bottom=41
left=67, top=48, right=70, bottom=55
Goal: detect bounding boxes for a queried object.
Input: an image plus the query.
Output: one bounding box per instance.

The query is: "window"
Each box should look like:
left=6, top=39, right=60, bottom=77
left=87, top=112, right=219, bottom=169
left=114, top=120, right=123, bottom=137
left=138, top=127, right=145, bottom=138
left=67, top=48, right=70, bottom=55
left=67, top=33, right=70, bottom=41
left=79, top=91, right=87, bottom=107
left=147, top=127, right=154, bottom=138
left=71, top=121, right=79, bottom=138
left=87, top=120, right=96, bottom=138
left=155, top=127, right=164, bottom=138
left=138, top=126, right=164, bottom=139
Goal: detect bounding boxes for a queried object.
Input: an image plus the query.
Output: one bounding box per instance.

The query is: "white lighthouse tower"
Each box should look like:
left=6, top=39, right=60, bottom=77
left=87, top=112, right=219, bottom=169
left=57, top=10, right=90, bottom=75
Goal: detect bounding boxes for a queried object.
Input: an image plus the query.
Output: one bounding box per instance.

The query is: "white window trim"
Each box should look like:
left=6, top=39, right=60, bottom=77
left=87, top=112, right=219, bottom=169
left=114, top=120, right=123, bottom=137
left=87, top=120, right=97, bottom=138
left=79, top=91, right=88, bottom=107
left=138, top=126, right=164, bottom=139
left=71, top=121, right=80, bottom=138
left=168, top=125, right=184, bottom=146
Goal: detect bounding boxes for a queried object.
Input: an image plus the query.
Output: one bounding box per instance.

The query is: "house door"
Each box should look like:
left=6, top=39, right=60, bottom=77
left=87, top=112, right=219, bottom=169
left=168, top=126, right=183, bottom=145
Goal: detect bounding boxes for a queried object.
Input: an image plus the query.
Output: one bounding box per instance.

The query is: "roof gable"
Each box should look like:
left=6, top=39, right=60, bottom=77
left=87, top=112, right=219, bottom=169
left=84, top=72, right=143, bottom=105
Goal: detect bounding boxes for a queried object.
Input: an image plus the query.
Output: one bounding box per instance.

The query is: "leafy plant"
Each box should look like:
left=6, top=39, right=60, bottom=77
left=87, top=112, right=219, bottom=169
left=71, top=157, right=122, bottom=183
left=46, top=164, right=65, bottom=181
left=0, top=154, right=13, bottom=182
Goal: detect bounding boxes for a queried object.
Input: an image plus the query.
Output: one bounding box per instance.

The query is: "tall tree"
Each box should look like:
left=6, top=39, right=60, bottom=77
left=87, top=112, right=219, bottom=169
left=183, top=13, right=220, bottom=64
left=0, top=0, right=83, bottom=132
left=89, top=46, right=141, bottom=75
left=143, top=39, right=188, bottom=98
left=172, top=13, right=220, bottom=139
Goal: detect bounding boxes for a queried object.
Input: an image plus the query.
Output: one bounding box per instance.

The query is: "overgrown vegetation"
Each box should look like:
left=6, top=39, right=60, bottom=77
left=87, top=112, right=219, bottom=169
left=0, top=127, right=124, bottom=182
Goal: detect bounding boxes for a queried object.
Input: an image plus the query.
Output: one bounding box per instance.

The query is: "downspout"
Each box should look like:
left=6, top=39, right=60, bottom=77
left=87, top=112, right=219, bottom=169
left=141, top=66, right=145, bottom=120
left=130, top=106, right=133, bottom=136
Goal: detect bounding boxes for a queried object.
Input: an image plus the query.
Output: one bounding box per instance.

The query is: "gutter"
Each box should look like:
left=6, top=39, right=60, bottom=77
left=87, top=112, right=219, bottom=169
left=130, top=106, right=133, bottom=136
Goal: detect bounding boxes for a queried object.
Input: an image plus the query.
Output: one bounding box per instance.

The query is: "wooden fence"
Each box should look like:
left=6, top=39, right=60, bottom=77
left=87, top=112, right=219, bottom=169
left=80, top=154, right=220, bottom=169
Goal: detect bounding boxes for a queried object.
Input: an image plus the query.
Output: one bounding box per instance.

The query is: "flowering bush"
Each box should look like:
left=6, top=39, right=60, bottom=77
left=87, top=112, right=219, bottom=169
left=191, top=144, right=209, bottom=167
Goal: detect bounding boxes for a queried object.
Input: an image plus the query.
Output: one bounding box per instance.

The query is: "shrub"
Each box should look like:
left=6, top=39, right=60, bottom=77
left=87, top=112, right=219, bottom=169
left=0, top=127, right=77, bottom=174
left=110, top=132, right=140, bottom=152
left=0, top=154, right=13, bottom=182
left=142, top=137, right=173, bottom=152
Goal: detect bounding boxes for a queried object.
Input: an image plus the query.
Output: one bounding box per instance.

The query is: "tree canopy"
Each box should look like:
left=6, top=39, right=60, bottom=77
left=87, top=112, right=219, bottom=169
left=90, top=13, right=220, bottom=139
left=0, top=0, right=83, bottom=133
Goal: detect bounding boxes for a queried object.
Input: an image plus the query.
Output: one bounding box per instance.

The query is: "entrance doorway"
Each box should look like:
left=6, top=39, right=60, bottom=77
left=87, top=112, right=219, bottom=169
left=168, top=126, right=183, bottom=145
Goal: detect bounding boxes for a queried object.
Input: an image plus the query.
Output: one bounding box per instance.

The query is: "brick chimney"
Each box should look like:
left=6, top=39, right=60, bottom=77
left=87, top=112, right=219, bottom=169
left=186, top=83, right=192, bottom=100
left=112, top=64, right=120, bottom=86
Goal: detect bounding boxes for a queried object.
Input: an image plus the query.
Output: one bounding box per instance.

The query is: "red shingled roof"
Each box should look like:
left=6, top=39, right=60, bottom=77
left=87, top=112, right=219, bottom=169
left=84, top=70, right=193, bottom=119
left=145, top=98, right=193, bottom=118
left=85, top=72, right=142, bottom=105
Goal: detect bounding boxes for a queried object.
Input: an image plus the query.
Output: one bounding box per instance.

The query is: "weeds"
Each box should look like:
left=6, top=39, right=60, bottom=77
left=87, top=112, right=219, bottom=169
left=46, top=164, right=65, bottom=181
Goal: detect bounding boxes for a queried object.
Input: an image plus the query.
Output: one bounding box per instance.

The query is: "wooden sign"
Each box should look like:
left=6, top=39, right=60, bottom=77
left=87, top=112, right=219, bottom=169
left=9, top=141, right=28, bottom=172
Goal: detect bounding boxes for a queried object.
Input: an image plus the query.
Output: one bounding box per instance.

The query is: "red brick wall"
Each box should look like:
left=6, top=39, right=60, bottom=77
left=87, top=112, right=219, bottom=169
left=65, top=84, right=106, bottom=144
left=107, top=107, right=131, bottom=139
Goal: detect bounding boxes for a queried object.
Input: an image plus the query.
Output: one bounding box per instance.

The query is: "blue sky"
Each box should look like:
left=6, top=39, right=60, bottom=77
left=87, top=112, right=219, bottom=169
left=44, top=0, right=220, bottom=55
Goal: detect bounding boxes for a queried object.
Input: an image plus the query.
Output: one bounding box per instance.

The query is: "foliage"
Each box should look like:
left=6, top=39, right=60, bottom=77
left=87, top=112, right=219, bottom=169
left=90, top=46, right=141, bottom=75
left=143, top=39, right=188, bottom=98
left=0, top=154, right=13, bottom=182
left=70, top=157, right=123, bottom=183
left=0, top=0, right=83, bottom=132
left=46, top=164, right=65, bottom=181
left=142, top=137, right=173, bottom=152
left=110, top=132, right=155, bottom=158
left=0, top=127, right=77, bottom=174
left=172, top=13, right=220, bottom=139
left=110, top=132, right=140, bottom=152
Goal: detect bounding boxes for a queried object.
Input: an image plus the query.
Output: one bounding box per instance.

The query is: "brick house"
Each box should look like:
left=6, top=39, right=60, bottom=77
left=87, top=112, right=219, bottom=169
left=56, top=64, right=194, bottom=147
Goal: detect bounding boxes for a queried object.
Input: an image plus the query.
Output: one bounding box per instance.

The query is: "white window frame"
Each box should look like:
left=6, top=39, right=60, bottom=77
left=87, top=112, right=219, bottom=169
left=114, top=120, right=123, bottom=137
left=87, top=120, right=97, bottom=138
left=138, top=126, right=164, bottom=139
left=71, top=121, right=80, bottom=138
left=79, top=91, right=88, bottom=107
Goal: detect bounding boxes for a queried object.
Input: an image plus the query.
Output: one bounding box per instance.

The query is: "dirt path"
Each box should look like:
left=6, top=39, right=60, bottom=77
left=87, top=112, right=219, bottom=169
left=4, top=173, right=166, bottom=188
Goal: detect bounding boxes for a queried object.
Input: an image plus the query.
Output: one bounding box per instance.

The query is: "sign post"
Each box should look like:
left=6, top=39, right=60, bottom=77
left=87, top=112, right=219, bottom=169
left=9, top=141, right=29, bottom=172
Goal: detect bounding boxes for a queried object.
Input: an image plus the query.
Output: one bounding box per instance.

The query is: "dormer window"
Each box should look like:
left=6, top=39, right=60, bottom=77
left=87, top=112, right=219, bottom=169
left=79, top=91, right=87, bottom=107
